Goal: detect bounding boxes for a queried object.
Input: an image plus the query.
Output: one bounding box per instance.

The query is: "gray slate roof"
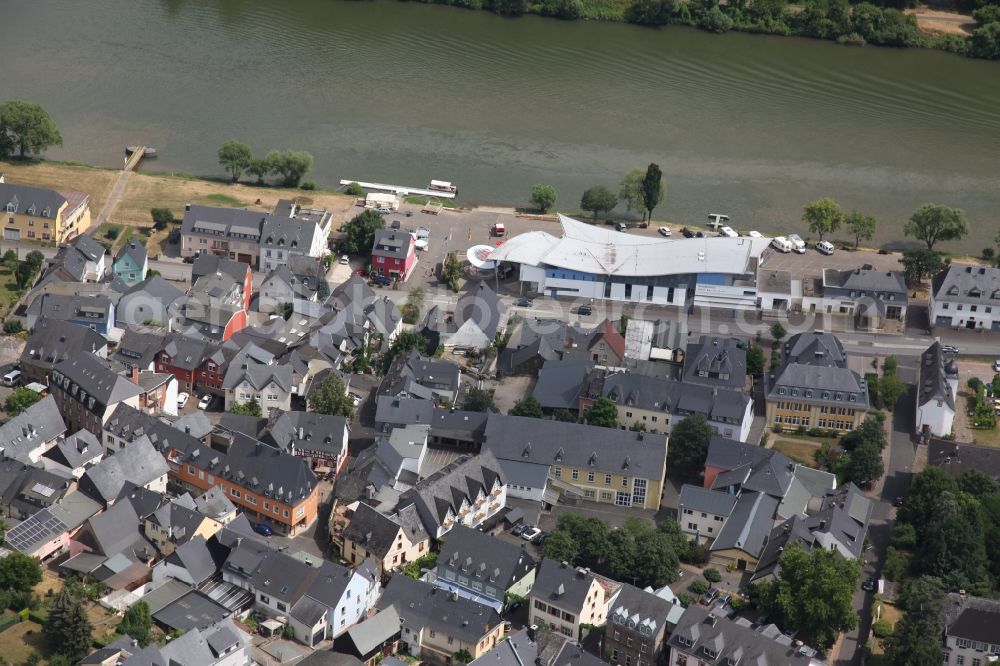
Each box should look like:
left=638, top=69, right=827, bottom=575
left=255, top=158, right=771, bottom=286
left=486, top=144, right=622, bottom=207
left=533, top=360, right=592, bottom=409
left=342, top=502, right=409, bottom=559
left=222, top=359, right=292, bottom=392
left=79, top=438, right=169, bottom=504
left=344, top=606, right=401, bottom=656
left=823, top=264, right=906, bottom=297
left=709, top=491, right=780, bottom=557
left=21, top=319, right=106, bottom=373
left=767, top=331, right=869, bottom=409
left=53, top=352, right=144, bottom=406
left=0, top=182, right=66, bottom=218
left=266, top=411, right=347, bottom=457
left=438, top=524, right=536, bottom=590
left=116, top=240, right=148, bottom=267
left=182, top=204, right=266, bottom=240
left=395, top=451, right=505, bottom=534
left=918, top=341, right=958, bottom=410
left=668, top=606, right=816, bottom=664
left=377, top=574, right=502, bottom=643
left=27, top=293, right=114, bottom=325
left=483, top=415, right=667, bottom=480
left=678, top=484, right=738, bottom=517
left=456, top=281, right=507, bottom=342
left=371, top=229, right=411, bottom=260
left=682, top=336, right=747, bottom=389
left=941, top=592, right=1000, bottom=644
left=533, top=559, right=599, bottom=612
left=0, top=395, right=67, bottom=463
left=932, top=263, right=1000, bottom=305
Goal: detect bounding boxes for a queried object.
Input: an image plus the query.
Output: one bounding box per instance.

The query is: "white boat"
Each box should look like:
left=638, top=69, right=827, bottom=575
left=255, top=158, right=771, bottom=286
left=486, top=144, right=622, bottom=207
left=428, top=180, right=457, bottom=194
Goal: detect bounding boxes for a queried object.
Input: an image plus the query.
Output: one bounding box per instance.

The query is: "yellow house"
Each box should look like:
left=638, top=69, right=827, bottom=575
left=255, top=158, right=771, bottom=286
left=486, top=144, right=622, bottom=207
left=144, top=499, right=224, bottom=557
left=341, top=503, right=430, bottom=577
left=1, top=181, right=91, bottom=244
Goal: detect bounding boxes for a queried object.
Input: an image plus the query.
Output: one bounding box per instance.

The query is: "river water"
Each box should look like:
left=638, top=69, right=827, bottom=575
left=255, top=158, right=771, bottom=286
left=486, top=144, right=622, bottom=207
left=3, top=0, right=1000, bottom=248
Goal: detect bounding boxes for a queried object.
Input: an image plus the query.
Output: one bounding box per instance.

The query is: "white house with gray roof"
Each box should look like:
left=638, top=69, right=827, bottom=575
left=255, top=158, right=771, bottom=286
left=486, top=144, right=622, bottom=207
left=222, top=359, right=293, bottom=412
left=916, top=341, right=959, bottom=438
left=931, top=264, right=1000, bottom=330
left=260, top=200, right=333, bottom=272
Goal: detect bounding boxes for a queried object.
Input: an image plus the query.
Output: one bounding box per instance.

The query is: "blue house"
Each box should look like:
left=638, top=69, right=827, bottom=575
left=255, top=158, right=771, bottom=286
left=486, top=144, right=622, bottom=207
left=113, top=240, right=148, bottom=287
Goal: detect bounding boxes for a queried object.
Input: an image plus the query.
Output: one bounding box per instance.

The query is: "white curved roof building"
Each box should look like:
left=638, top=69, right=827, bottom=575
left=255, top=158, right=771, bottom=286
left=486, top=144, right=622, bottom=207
left=490, top=215, right=771, bottom=308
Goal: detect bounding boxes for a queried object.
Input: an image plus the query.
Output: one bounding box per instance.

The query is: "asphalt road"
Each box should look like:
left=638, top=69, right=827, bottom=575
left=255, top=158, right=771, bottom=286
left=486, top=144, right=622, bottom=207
left=836, top=359, right=919, bottom=665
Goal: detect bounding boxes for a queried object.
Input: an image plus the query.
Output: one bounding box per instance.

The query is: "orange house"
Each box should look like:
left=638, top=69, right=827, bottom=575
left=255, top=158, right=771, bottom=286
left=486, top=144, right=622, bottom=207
left=166, top=438, right=320, bottom=537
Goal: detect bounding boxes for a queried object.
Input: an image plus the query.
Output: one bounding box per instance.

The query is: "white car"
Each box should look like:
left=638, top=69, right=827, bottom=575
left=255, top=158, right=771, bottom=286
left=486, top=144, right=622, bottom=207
left=787, top=234, right=806, bottom=253
left=177, top=392, right=190, bottom=409
left=349, top=393, right=362, bottom=407
left=816, top=240, right=835, bottom=255
left=993, top=359, right=1000, bottom=372
left=658, top=226, right=671, bottom=237
left=719, top=226, right=739, bottom=238
left=521, top=527, right=542, bottom=541
left=747, top=230, right=763, bottom=238
left=339, top=255, right=349, bottom=265
left=198, top=394, right=212, bottom=410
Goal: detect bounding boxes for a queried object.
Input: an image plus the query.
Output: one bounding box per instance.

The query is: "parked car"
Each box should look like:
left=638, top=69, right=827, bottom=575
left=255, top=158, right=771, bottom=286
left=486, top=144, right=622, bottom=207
left=533, top=532, right=548, bottom=546
left=816, top=240, right=835, bottom=255
left=252, top=522, right=274, bottom=537
left=511, top=523, right=529, bottom=536
left=992, top=358, right=1000, bottom=372
left=576, top=305, right=593, bottom=316
left=695, top=231, right=705, bottom=238
left=771, top=236, right=793, bottom=253
left=700, top=588, right=720, bottom=606
left=349, top=393, right=363, bottom=407
left=681, top=228, right=695, bottom=238
left=372, top=274, right=393, bottom=286
left=183, top=255, right=196, bottom=263
left=942, top=345, right=960, bottom=355
left=197, top=394, right=212, bottom=410
left=391, top=219, right=401, bottom=229
left=517, top=298, right=533, bottom=307
left=861, top=577, right=876, bottom=592
left=339, top=255, right=350, bottom=265
left=521, top=527, right=542, bottom=541
left=747, top=230, right=763, bottom=238
left=177, top=392, right=190, bottom=408
left=893, top=496, right=905, bottom=507
left=658, top=226, right=671, bottom=237
left=787, top=234, right=806, bottom=253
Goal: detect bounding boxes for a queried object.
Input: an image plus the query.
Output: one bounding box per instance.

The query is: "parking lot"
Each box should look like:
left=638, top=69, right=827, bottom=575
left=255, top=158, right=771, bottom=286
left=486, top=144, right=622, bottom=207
left=760, top=244, right=903, bottom=282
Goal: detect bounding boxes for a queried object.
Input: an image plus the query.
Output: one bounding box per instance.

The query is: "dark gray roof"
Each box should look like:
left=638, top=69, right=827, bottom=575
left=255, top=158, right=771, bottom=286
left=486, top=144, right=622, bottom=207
left=83, top=499, right=146, bottom=557
left=261, top=214, right=320, bottom=252
left=217, top=413, right=266, bottom=438
left=823, top=264, right=906, bottom=297
left=344, top=606, right=402, bottom=657
left=290, top=596, right=327, bottom=626
left=377, top=574, right=502, bottom=643
left=456, top=281, right=507, bottom=342
left=182, top=204, right=265, bottom=240
left=266, top=411, right=347, bottom=457
left=932, top=263, right=1000, bottom=305
left=103, top=404, right=205, bottom=456
left=0, top=395, right=67, bottom=463
left=678, top=485, right=738, bottom=517
left=47, top=235, right=106, bottom=282
left=668, top=606, right=816, bottom=664
left=44, top=429, right=101, bottom=470
left=305, top=559, right=363, bottom=609
left=342, top=502, right=408, bottom=559
left=375, top=396, right=435, bottom=432
left=153, top=590, right=231, bottom=632
left=395, top=451, right=505, bottom=534
left=707, top=437, right=796, bottom=499
left=222, top=359, right=292, bottom=392
left=381, top=349, right=461, bottom=400
left=191, top=252, right=251, bottom=285
left=52, top=352, right=144, bottom=405
left=116, top=240, right=148, bottom=267
left=533, top=360, right=592, bottom=409
left=941, top=592, right=1000, bottom=644
left=79, top=439, right=169, bottom=505
left=682, top=336, right=747, bottom=389
left=0, top=182, right=66, bottom=218
left=113, top=329, right=167, bottom=369
left=767, top=331, right=869, bottom=409
left=166, top=536, right=218, bottom=585
left=371, top=229, right=411, bottom=260
left=438, top=525, right=536, bottom=590
left=607, top=583, right=676, bottom=636
left=918, top=341, right=958, bottom=410
left=483, top=415, right=667, bottom=480
left=27, top=293, right=113, bottom=324
left=21, top=319, right=106, bottom=372
left=709, top=491, right=780, bottom=557
left=533, top=559, right=599, bottom=611
left=298, top=653, right=365, bottom=666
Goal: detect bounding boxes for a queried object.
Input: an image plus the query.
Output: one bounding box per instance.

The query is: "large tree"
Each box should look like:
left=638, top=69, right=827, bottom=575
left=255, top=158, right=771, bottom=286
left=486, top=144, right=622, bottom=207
left=900, top=248, right=944, bottom=286
left=381, top=330, right=427, bottom=374
left=217, top=140, right=254, bottom=183
left=802, top=198, right=845, bottom=242
left=667, top=414, right=713, bottom=475
left=44, top=589, right=94, bottom=663
left=267, top=150, right=314, bottom=188
left=4, top=387, right=41, bottom=416
left=886, top=577, right=946, bottom=666
left=758, top=543, right=860, bottom=649
left=530, top=184, right=557, bottom=214
left=898, top=467, right=958, bottom=532
left=463, top=388, right=497, bottom=413
left=633, top=530, right=679, bottom=588
left=640, top=163, right=665, bottom=222
left=119, top=600, right=153, bottom=646
left=0, top=551, right=42, bottom=592
left=342, top=209, right=386, bottom=255
left=844, top=440, right=884, bottom=487
left=541, top=529, right=579, bottom=562
left=309, top=373, right=354, bottom=418
left=618, top=168, right=645, bottom=214
left=580, top=185, right=617, bottom=220
left=904, top=203, right=969, bottom=251
left=0, top=100, right=63, bottom=158
left=845, top=210, right=876, bottom=249
left=509, top=395, right=544, bottom=418
left=585, top=397, right=619, bottom=428
left=878, top=373, right=907, bottom=410
left=915, top=491, right=988, bottom=587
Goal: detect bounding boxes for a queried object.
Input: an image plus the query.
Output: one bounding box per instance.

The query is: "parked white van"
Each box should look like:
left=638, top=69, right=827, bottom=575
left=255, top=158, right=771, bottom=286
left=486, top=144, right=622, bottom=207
left=787, top=234, right=807, bottom=253
left=771, top=236, right=793, bottom=253
left=816, top=240, right=835, bottom=255
left=3, top=369, right=22, bottom=386
left=719, top=226, right=739, bottom=238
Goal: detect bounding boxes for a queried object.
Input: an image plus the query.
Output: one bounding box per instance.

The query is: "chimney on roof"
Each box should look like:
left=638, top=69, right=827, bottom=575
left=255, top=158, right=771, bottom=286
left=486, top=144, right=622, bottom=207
left=132, top=365, right=139, bottom=384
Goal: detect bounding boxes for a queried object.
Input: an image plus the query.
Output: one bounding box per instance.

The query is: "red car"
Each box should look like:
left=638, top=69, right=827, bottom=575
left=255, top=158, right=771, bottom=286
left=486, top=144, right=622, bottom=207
left=355, top=269, right=367, bottom=277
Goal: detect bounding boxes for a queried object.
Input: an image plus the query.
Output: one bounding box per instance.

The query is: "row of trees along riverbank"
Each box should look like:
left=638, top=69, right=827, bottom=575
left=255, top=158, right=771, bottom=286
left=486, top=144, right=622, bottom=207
left=371, top=0, right=1000, bottom=60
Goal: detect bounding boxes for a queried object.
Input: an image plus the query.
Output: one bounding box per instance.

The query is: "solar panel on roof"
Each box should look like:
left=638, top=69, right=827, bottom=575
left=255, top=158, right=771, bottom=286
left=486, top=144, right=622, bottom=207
left=31, top=483, right=56, bottom=498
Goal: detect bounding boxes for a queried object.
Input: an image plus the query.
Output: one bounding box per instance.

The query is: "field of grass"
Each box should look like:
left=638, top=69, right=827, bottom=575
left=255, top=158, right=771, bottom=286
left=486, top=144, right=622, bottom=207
left=0, top=160, right=118, bottom=219
left=0, top=617, right=46, bottom=665
left=973, top=428, right=1000, bottom=448
left=772, top=438, right=822, bottom=465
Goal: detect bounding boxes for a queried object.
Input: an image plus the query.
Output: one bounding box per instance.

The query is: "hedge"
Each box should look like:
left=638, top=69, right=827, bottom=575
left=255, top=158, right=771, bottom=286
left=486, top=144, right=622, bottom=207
left=0, top=614, right=20, bottom=633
